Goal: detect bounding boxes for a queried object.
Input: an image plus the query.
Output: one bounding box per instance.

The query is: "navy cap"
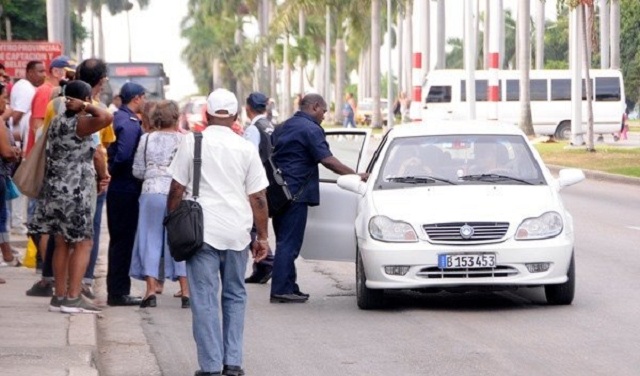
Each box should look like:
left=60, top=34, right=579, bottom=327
left=120, top=82, right=146, bottom=104
left=246, top=92, right=268, bottom=111
left=50, top=56, right=77, bottom=71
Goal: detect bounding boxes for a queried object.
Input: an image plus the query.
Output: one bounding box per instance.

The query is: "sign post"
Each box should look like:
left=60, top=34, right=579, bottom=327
left=0, top=42, right=63, bottom=79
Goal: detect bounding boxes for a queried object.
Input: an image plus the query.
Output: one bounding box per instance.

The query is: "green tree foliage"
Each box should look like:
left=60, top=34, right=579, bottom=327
left=0, top=0, right=86, bottom=49
left=620, top=0, right=640, bottom=104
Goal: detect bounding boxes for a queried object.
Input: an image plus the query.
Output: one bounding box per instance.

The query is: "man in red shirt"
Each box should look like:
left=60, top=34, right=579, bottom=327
left=26, top=56, right=76, bottom=156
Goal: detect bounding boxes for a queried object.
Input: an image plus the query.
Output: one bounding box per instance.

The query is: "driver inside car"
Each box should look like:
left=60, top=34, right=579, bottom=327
left=470, top=142, right=512, bottom=175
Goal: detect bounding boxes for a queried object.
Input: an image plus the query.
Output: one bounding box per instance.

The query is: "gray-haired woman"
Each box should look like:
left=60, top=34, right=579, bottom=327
left=130, top=100, right=190, bottom=308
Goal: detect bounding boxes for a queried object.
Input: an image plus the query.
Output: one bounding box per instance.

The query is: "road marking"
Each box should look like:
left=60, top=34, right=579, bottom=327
left=626, top=226, right=640, bottom=231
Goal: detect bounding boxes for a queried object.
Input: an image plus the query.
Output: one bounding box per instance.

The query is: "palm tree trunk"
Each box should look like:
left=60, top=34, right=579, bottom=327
left=582, top=4, right=595, bottom=151
left=298, top=9, right=305, bottom=96
left=404, top=0, right=413, bottom=97
left=436, top=0, right=445, bottom=69
left=599, top=0, right=610, bottom=68
left=609, top=0, right=620, bottom=69
left=283, top=34, right=292, bottom=120
left=90, top=10, right=95, bottom=56
left=334, top=38, right=346, bottom=124
left=535, top=0, right=544, bottom=69
left=76, top=4, right=84, bottom=61
left=518, top=0, right=534, bottom=135
left=97, top=7, right=105, bottom=59
left=484, top=0, right=490, bottom=69
left=396, top=7, right=403, bottom=95
left=371, top=0, right=382, bottom=128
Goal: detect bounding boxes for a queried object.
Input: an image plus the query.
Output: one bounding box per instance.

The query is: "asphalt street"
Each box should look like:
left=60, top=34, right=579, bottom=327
left=93, top=176, right=640, bottom=376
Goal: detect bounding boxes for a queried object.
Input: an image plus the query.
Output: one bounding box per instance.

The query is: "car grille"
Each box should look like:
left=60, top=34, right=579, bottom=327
left=423, top=222, right=509, bottom=243
left=416, top=266, right=519, bottom=279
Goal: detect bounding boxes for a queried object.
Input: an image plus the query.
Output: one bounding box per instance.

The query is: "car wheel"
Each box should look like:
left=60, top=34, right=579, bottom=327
left=555, top=121, right=572, bottom=140
left=356, top=247, right=384, bottom=310
left=544, top=253, right=575, bottom=305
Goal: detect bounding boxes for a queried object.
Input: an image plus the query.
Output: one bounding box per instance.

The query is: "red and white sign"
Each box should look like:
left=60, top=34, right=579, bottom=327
left=0, top=42, right=63, bottom=79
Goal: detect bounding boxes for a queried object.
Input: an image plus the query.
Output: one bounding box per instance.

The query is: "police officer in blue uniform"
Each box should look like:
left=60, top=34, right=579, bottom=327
left=106, top=82, right=145, bottom=306
left=270, top=94, right=366, bottom=303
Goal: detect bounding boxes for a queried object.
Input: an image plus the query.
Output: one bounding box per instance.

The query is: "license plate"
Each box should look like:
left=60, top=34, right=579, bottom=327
left=438, top=254, right=496, bottom=269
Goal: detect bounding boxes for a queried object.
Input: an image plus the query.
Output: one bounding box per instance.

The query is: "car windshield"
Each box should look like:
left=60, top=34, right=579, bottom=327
left=375, top=134, right=546, bottom=189
left=109, top=77, right=162, bottom=101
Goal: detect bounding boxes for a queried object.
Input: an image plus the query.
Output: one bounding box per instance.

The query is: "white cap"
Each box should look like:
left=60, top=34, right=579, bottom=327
left=206, top=88, right=238, bottom=118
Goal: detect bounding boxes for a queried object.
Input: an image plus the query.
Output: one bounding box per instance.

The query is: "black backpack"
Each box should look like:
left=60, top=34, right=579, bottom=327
left=254, top=117, right=273, bottom=164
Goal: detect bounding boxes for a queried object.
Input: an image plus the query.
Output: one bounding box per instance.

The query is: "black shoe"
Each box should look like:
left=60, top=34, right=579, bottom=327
left=181, top=296, right=190, bottom=309
left=245, top=267, right=273, bottom=284
left=294, top=291, right=310, bottom=299
left=270, top=293, right=308, bottom=303
left=222, top=365, right=245, bottom=376
left=194, top=371, right=222, bottom=376
left=140, top=295, right=157, bottom=308
left=26, top=280, right=53, bottom=297
left=107, top=295, right=143, bottom=306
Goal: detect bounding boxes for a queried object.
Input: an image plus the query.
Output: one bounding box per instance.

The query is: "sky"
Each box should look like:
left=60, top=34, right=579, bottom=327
left=83, top=0, right=560, bottom=101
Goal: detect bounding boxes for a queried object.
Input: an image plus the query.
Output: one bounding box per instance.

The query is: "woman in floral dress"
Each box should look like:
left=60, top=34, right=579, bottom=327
left=29, top=80, right=113, bottom=313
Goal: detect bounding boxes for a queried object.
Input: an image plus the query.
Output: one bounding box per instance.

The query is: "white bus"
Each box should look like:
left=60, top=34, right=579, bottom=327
left=421, top=69, right=626, bottom=139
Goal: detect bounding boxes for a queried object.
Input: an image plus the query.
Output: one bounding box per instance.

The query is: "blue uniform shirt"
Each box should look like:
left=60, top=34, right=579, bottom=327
left=271, top=111, right=333, bottom=206
left=107, top=105, right=143, bottom=193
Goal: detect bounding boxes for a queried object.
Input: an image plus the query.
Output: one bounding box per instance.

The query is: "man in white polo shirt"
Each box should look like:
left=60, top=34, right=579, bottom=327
left=167, top=88, right=269, bottom=376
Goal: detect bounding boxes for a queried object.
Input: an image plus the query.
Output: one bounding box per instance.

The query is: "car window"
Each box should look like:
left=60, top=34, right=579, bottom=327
left=320, top=133, right=368, bottom=182
left=375, top=134, right=546, bottom=189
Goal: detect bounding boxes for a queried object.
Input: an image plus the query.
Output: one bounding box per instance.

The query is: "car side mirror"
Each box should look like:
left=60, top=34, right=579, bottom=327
left=337, top=174, right=366, bottom=196
left=557, top=168, right=585, bottom=189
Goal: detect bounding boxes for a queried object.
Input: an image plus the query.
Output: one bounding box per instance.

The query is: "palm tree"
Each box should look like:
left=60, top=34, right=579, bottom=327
left=518, top=0, right=534, bottom=136
left=89, top=0, right=150, bottom=59
left=71, top=0, right=89, bottom=60
left=371, top=0, right=382, bottom=128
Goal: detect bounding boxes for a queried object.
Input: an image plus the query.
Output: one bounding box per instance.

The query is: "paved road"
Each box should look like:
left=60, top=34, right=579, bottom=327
left=94, top=176, right=640, bottom=376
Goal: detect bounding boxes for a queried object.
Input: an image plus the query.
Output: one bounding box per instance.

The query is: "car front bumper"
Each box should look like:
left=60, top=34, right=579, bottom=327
left=359, top=236, right=574, bottom=290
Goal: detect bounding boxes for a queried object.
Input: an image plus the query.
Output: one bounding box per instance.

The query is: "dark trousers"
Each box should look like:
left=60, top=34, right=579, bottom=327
left=271, top=202, right=308, bottom=295
left=84, top=191, right=106, bottom=282
left=106, top=190, right=140, bottom=297
left=35, top=234, right=56, bottom=279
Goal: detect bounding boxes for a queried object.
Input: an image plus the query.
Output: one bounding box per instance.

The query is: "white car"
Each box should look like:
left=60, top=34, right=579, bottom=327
left=301, top=122, right=585, bottom=309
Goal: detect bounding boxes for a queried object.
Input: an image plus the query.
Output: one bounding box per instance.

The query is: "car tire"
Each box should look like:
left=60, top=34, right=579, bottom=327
left=544, top=253, right=575, bottom=305
left=356, top=247, right=384, bottom=310
left=555, top=121, right=572, bottom=140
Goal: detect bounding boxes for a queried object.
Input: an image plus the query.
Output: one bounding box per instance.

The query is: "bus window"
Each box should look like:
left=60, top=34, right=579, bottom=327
left=460, top=80, right=496, bottom=102
left=531, top=79, right=548, bottom=101
left=551, top=79, right=571, bottom=101
left=426, top=85, right=452, bottom=103
left=595, top=77, right=621, bottom=101
left=506, top=79, right=519, bottom=101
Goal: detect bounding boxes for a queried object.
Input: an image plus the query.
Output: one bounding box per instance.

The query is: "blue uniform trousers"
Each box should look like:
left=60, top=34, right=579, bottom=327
left=271, top=202, right=308, bottom=296
left=106, top=190, right=140, bottom=297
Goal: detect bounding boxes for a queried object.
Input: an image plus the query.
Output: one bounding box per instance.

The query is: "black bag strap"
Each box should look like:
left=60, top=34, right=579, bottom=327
left=143, top=133, right=150, bottom=166
left=193, top=132, right=203, bottom=200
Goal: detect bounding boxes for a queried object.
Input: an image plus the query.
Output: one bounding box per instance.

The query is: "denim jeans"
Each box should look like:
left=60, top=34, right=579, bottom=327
left=84, top=191, right=106, bottom=284
left=187, top=243, right=249, bottom=373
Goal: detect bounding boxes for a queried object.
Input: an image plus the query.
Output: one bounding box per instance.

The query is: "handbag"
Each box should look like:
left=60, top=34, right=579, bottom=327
left=5, top=177, right=19, bottom=200
left=163, top=132, right=204, bottom=262
left=265, top=155, right=293, bottom=217
left=265, top=154, right=313, bottom=218
left=13, top=125, right=50, bottom=199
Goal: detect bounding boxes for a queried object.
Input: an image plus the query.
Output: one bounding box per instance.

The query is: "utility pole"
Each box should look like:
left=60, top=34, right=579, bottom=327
left=535, top=0, right=545, bottom=69
left=464, top=0, right=476, bottom=120
left=387, top=0, right=393, bottom=129
left=47, top=0, right=72, bottom=55
left=570, top=5, right=584, bottom=145
left=599, top=0, right=609, bottom=68
left=325, top=5, right=331, bottom=106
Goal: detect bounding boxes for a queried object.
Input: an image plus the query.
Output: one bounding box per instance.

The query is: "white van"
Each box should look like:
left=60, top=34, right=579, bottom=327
left=421, top=69, right=626, bottom=139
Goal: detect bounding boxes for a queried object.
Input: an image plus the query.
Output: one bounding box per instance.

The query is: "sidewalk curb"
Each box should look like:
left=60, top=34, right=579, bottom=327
left=547, top=164, right=640, bottom=186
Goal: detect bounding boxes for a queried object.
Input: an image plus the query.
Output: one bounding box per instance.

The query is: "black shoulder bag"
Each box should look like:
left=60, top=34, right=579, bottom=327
left=163, top=132, right=204, bottom=262
left=265, top=154, right=312, bottom=218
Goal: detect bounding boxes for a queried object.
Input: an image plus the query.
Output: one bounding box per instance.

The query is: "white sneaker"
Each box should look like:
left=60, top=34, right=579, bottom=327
left=60, top=296, right=102, bottom=314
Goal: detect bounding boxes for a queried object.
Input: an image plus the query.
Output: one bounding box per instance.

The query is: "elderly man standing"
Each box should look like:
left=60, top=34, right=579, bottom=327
left=106, top=82, right=145, bottom=307
left=168, top=88, right=269, bottom=376
left=270, top=93, right=364, bottom=303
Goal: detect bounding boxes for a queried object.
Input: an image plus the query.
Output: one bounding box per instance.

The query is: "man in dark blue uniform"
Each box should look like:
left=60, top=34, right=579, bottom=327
left=106, top=82, right=145, bottom=306
left=270, top=93, right=365, bottom=303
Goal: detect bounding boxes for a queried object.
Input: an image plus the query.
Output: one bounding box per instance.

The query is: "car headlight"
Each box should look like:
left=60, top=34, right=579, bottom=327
left=369, top=216, right=418, bottom=242
left=515, top=211, right=563, bottom=240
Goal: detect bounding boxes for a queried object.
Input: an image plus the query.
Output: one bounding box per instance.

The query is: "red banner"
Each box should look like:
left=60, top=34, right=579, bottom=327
left=0, top=42, right=63, bottom=79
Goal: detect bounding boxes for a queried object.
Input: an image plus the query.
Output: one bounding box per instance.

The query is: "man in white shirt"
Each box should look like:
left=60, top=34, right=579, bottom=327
left=167, top=88, right=269, bottom=376
left=9, top=60, right=46, bottom=235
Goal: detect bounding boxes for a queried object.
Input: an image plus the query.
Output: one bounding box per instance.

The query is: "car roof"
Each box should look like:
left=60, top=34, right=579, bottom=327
left=387, top=120, right=526, bottom=138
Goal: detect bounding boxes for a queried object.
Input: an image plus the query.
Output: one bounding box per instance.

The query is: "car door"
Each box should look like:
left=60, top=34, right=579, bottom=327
left=301, top=129, right=371, bottom=262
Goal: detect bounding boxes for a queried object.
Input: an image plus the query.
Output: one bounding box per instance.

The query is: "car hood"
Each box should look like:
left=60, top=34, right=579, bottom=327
left=370, top=185, right=562, bottom=223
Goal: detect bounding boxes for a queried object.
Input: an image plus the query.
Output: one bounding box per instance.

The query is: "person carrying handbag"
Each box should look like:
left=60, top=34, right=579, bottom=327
left=166, top=88, right=269, bottom=376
